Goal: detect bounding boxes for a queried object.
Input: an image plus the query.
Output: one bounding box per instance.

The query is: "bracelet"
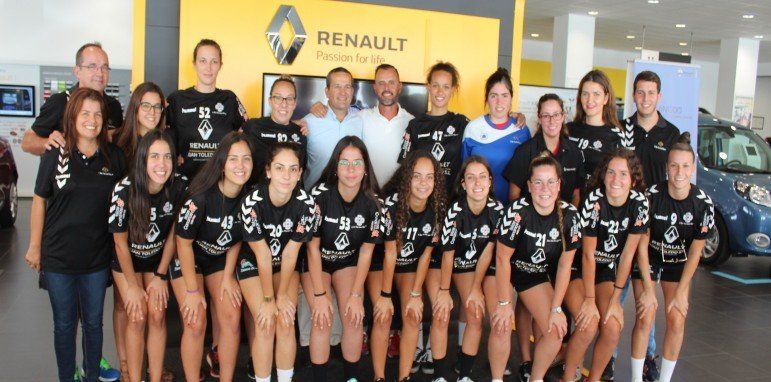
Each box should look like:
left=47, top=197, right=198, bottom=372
left=380, top=290, right=392, bottom=298
left=185, top=289, right=199, bottom=294
left=263, top=295, right=274, bottom=303
left=410, top=291, right=421, bottom=298
left=439, top=286, right=450, bottom=292
left=153, top=270, right=167, bottom=279
left=350, top=292, right=363, bottom=298
left=613, top=284, right=624, bottom=290
left=498, top=300, right=511, bottom=306
left=314, top=291, right=327, bottom=297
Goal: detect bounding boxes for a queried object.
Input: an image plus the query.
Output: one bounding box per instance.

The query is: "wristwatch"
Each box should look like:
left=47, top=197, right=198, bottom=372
left=263, top=295, right=274, bottom=303
left=551, top=306, right=563, bottom=314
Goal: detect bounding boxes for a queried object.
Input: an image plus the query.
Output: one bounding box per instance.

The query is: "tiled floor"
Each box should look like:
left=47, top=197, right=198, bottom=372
left=2, top=199, right=770, bottom=381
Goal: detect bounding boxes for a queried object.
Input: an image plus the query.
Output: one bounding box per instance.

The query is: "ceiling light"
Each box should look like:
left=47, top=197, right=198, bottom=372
left=588, top=10, right=599, bottom=16
left=626, top=35, right=636, bottom=39
left=681, top=52, right=690, bottom=56
left=755, top=35, right=764, bottom=39
left=635, top=46, right=642, bottom=50
left=742, top=14, right=755, bottom=19
left=647, top=0, right=660, bottom=3
left=675, top=24, right=686, bottom=28
left=679, top=42, right=688, bottom=46
left=530, top=33, right=540, bottom=37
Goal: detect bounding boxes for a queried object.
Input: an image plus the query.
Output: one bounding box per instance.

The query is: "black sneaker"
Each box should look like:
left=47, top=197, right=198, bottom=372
left=205, top=345, right=220, bottom=378
left=246, top=356, right=256, bottom=380
left=518, top=361, right=532, bottom=382
left=601, top=356, right=615, bottom=381
left=504, top=361, right=512, bottom=376
left=643, top=355, right=660, bottom=382
left=420, top=348, right=434, bottom=375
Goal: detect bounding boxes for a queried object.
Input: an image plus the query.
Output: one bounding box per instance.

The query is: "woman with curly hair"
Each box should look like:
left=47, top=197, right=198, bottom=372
left=369, top=150, right=447, bottom=382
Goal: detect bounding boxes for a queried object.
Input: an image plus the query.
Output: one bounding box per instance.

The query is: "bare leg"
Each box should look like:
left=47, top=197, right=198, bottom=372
left=661, top=281, right=688, bottom=361
left=425, top=269, right=448, bottom=360
left=486, top=277, right=511, bottom=380
left=142, top=273, right=167, bottom=382
left=112, top=286, right=129, bottom=378
left=587, top=282, right=622, bottom=381
left=395, top=272, right=419, bottom=380
left=367, top=271, right=391, bottom=380
left=204, top=271, right=241, bottom=382
left=519, top=283, right=564, bottom=380
left=562, top=278, right=597, bottom=381
left=332, top=267, right=364, bottom=362
left=301, top=271, right=333, bottom=364
left=274, top=272, right=299, bottom=372
left=239, top=276, right=274, bottom=380
left=171, top=274, right=206, bottom=382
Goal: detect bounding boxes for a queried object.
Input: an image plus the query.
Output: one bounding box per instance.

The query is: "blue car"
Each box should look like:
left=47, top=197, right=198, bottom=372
left=696, top=113, right=771, bottom=265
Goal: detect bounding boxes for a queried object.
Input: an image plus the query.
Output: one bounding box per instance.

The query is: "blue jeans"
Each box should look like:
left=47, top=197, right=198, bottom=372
left=46, top=268, right=109, bottom=382
left=615, top=276, right=656, bottom=358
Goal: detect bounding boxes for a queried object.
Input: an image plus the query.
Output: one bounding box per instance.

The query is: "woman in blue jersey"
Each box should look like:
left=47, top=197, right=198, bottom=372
left=462, top=68, right=530, bottom=202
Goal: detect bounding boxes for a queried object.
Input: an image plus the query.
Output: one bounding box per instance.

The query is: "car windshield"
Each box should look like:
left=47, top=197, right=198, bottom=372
left=698, top=124, right=771, bottom=173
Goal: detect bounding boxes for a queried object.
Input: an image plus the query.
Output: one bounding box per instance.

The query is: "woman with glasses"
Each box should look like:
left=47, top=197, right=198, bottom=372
left=243, top=75, right=307, bottom=183
left=302, top=136, right=382, bottom=382
left=501, top=93, right=588, bottom=380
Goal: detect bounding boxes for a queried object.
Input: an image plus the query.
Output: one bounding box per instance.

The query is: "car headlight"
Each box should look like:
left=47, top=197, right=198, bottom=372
left=735, top=181, right=771, bottom=207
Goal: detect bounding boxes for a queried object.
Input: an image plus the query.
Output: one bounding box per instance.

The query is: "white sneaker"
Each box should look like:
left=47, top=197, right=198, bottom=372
left=457, top=377, right=474, bottom=382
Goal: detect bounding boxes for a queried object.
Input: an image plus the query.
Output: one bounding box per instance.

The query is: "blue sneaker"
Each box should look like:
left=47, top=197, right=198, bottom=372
left=80, top=358, right=120, bottom=382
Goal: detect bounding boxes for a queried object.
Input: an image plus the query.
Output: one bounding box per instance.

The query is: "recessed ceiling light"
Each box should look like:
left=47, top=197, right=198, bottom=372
left=742, top=14, right=755, bottom=19
left=755, top=35, right=764, bottom=39
left=679, top=42, right=688, bottom=46
left=626, top=35, right=636, bottom=39
left=588, top=10, right=599, bottom=16
left=647, top=0, right=660, bottom=3
left=635, top=46, right=642, bottom=50
left=675, top=24, right=686, bottom=28
left=530, top=33, right=540, bottom=37
left=681, top=52, right=690, bottom=56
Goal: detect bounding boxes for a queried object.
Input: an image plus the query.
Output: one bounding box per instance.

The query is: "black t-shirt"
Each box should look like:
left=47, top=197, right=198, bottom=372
left=441, top=196, right=504, bottom=271
left=34, top=144, right=127, bottom=273
left=399, top=112, right=470, bottom=185
left=623, top=113, right=681, bottom=186
left=166, top=87, right=247, bottom=177
left=567, top=121, right=625, bottom=180
left=580, top=188, right=649, bottom=267
left=108, top=174, right=188, bottom=259
left=503, top=133, right=585, bottom=202
left=240, top=183, right=316, bottom=270
left=310, top=183, right=381, bottom=263
left=646, top=182, right=714, bottom=265
left=382, top=193, right=439, bottom=268
left=176, top=185, right=244, bottom=258
left=497, top=198, right=582, bottom=275
left=31, top=85, right=124, bottom=138
left=242, top=116, right=307, bottom=176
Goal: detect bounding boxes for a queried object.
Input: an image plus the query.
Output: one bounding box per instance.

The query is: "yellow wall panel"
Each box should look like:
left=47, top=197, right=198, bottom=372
left=520, top=59, right=551, bottom=86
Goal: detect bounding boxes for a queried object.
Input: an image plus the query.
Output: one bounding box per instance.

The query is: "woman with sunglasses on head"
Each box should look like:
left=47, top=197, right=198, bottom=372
left=630, top=133, right=713, bottom=382
left=371, top=150, right=447, bottom=382
left=109, top=131, right=186, bottom=382
left=302, top=136, right=381, bottom=382
left=435, top=155, right=504, bottom=382
left=490, top=153, right=582, bottom=382
left=578, top=148, right=649, bottom=382
left=170, top=132, right=253, bottom=382
left=502, top=93, right=586, bottom=380
left=237, top=142, right=316, bottom=382
left=25, top=88, right=127, bottom=382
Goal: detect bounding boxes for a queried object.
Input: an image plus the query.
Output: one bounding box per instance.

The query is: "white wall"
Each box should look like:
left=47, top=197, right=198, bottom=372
left=0, top=0, right=133, bottom=68
left=754, top=76, right=771, bottom=139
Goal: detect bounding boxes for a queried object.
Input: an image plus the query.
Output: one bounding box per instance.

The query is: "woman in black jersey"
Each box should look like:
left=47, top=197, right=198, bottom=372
left=109, top=131, right=185, bottom=382
left=567, top=70, right=625, bottom=181
left=630, top=134, right=713, bottom=382
left=166, top=39, right=247, bottom=178
left=237, top=142, right=316, bottom=382
left=25, top=88, right=127, bottom=382
left=243, top=75, right=307, bottom=183
left=373, top=151, right=447, bottom=382
left=171, top=132, right=253, bottom=382
left=302, top=136, right=381, bottom=382
left=437, top=155, right=504, bottom=381
left=577, top=148, right=649, bottom=381
left=490, top=154, right=582, bottom=382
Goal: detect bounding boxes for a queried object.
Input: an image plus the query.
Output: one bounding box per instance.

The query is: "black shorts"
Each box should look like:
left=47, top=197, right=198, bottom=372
left=236, top=251, right=300, bottom=281
left=167, top=255, right=225, bottom=280
left=632, top=262, right=684, bottom=283
left=299, top=255, right=358, bottom=275
left=511, top=269, right=551, bottom=293
left=593, top=262, right=617, bottom=284
left=110, top=256, right=160, bottom=274
left=370, top=243, right=385, bottom=272
left=429, top=247, right=442, bottom=270
left=395, top=260, right=420, bottom=274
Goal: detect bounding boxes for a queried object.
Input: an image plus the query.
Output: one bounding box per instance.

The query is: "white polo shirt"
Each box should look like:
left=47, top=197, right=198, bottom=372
left=360, top=104, right=414, bottom=187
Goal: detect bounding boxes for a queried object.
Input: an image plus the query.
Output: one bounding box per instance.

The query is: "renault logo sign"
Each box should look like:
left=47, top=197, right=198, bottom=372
left=266, top=5, right=307, bottom=65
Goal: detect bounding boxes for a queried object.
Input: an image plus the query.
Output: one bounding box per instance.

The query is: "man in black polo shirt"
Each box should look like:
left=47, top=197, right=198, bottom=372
left=21, top=42, right=123, bottom=156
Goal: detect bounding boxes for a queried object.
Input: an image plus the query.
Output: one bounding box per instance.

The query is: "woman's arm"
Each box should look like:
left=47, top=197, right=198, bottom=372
left=24, top=195, right=47, bottom=271
left=581, top=236, right=598, bottom=298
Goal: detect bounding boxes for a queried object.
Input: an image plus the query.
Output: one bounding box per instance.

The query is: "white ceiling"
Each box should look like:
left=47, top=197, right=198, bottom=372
left=524, top=0, right=771, bottom=63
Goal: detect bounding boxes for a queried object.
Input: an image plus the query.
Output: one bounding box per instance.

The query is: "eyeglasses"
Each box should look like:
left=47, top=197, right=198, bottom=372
left=338, top=159, right=364, bottom=168
left=78, top=64, right=111, bottom=73
left=412, top=172, right=435, bottom=182
left=538, top=112, right=564, bottom=121
left=270, top=95, right=296, bottom=104
left=530, top=178, right=559, bottom=188
left=139, top=102, right=163, bottom=113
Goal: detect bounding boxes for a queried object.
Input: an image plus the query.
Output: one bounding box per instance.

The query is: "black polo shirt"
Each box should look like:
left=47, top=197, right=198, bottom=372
left=502, top=133, right=585, bottom=202
left=31, top=84, right=124, bottom=138
left=35, top=144, right=127, bottom=274
left=242, top=116, right=307, bottom=177
left=623, top=112, right=680, bottom=186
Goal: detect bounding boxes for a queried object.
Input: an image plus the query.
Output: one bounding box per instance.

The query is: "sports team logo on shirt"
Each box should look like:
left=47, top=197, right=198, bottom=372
left=197, top=119, right=213, bottom=140
left=163, top=201, right=173, bottom=214
left=240, top=259, right=256, bottom=272
left=216, top=230, right=232, bottom=246
left=401, top=242, right=414, bottom=257
left=480, top=225, right=490, bottom=236
left=283, top=218, right=293, bottom=231
left=531, top=248, right=546, bottom=264
left=549, top=228, right=559, bottom=240
left=593, top=141, right=602, bottom=150
left=604, top=235, right=618, bottom=252
left=355, top=214, right=365, bottom=226
left=146, top=223, right=161, bottom=242
left=215, top=102, right=224, bottom=113
left=683, top=212, right=693, bottom=223
left=334, top=232, right=350, bottom=250
left=422, top=223, right=432, bottom=234
left=179, top=200, right=198, bottom=229
left=664, top=226, right=679, bottom=244
left=446, top=125, right=455, bottom=135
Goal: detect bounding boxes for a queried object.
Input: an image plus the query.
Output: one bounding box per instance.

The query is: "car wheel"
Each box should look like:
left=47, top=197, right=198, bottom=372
left=0, top=181, right=17, bottom=228
left=700, top=212, right=730, bottom=266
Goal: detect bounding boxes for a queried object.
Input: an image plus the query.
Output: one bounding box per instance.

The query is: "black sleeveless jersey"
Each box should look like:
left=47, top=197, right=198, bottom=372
left=441, top=196, right=504, bottom=271
left=310, top=183, right=382, bottom=263
left=646, top=182, right=714, bottom=265
left=498, top=198, right=582, bottom=275
left=399, top=112, right=470, bottom=185
left=166, top=87, right=247, bottom=177
left=176, top=185, right=244, bottom=258
left=109, top=174, right=187, bottom=259
left=382, top=193, right=439, bottom=268
left=580, top=188, right=649, bottom=267
left=567, top=121, right=625, bottom=179
left=242, top=116, right=308, bottom=175
left=240, top=183, right=316, bottom=269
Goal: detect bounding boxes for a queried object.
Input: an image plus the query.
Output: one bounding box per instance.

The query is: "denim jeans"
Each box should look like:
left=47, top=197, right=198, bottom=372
left=46, top=268, right=109, bottom=382
left=614, top=276, right=656, bottom=358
